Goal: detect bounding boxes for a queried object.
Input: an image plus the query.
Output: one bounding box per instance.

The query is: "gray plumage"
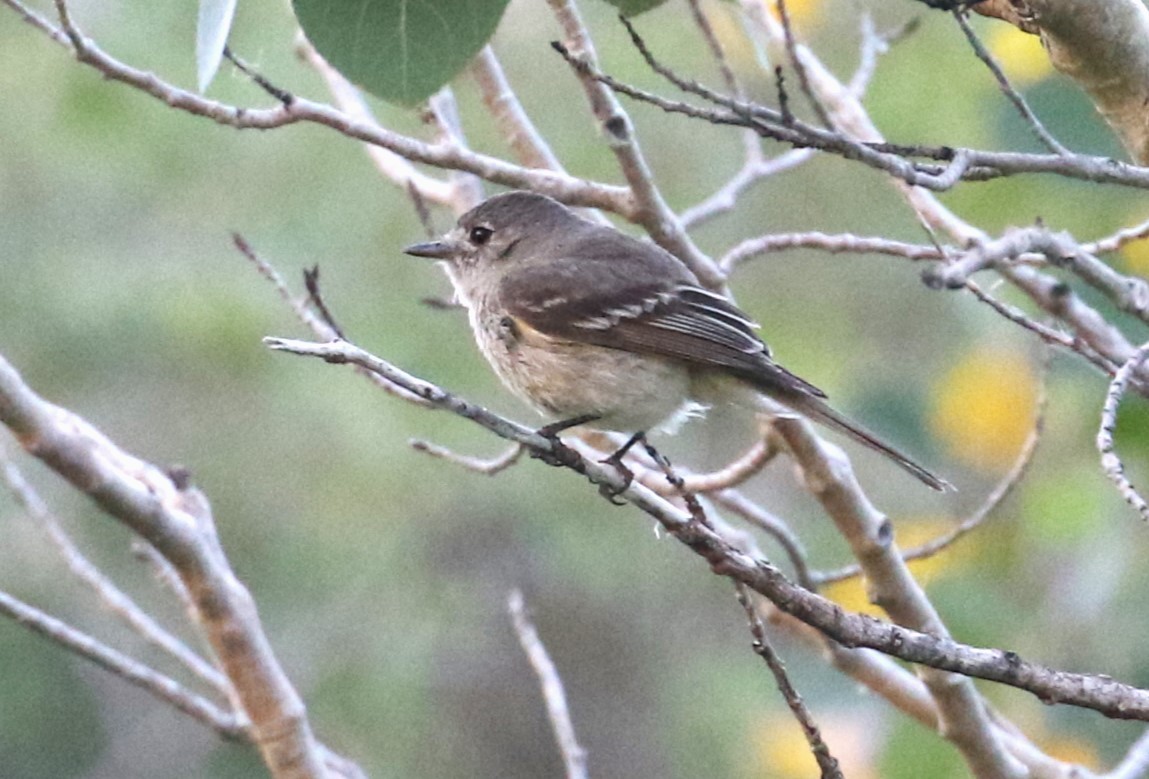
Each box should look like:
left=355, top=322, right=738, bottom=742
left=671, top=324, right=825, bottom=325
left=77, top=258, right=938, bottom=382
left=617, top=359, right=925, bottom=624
left=405, top=191, right=950, bottom=492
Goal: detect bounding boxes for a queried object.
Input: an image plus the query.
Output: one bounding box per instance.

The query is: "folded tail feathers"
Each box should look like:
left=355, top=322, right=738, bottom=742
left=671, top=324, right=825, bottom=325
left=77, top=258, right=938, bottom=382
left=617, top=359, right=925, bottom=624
left=791, top=395, right=953, bottom=492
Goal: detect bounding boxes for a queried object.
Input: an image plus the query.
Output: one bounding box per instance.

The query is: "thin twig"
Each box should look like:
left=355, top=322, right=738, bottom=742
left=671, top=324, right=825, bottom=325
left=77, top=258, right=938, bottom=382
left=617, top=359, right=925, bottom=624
left=409, top=440, right=525, bottom=475
left=223, top=46, right=293, bottom=105
left=508, top=590, right=588, bottom=779
left=627, top=437, right=779, bottom=495
left=426, top=87, right=485, bottom=210
left=1108, top=727, right=1149, bottom=779
left=953, top=10, right=1069, bottom=156
left=0, top=448, right=230, bottom=696
left=680, top=148, right=812, bottom=230
left=735, top=585, right=843, bottom=779
left=1098, top=342, right=1149, bottom=521
left=302, top=266, right=346, bottom=341
left=712, top=489, right=815, bottom=591
left=232, top=233, right=431, bottom=406
left=722, top=230, right=946, bottom=270
left=1085, top=216, right=1149, bottom=255
left=964, top=279, right=1117, bottom=376
left=687, top=0, right=740, bottom=95
left=775, top=0, right=834, bottom=129
left=0, top=347, right=328, bottom=778
left=407, top=180, right=436, bottom=239
left=0, top=588, right=245, bottom=738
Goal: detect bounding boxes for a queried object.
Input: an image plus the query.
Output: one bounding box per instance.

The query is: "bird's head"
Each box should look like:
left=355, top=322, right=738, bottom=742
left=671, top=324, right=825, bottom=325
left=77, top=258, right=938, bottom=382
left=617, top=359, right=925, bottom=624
left=404, top=191, right=582, bottom=290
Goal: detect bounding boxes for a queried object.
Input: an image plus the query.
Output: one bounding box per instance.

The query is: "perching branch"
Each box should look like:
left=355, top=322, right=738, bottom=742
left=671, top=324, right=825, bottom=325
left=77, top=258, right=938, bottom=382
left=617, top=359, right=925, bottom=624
left=263, top=336, right=1149, bottom=723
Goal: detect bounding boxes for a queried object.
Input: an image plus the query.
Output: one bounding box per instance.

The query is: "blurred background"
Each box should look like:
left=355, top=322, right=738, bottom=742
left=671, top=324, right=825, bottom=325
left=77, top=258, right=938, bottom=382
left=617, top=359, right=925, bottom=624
left=3, top=0, right=1149, bottom=776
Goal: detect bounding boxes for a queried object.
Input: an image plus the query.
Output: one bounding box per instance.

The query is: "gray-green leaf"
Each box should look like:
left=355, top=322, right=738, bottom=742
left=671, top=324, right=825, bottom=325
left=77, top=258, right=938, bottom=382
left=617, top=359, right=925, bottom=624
left=292, top=0, right=511, bottom=107
left=196, top=0, right=238, bottom=93
left=600, top=0, right=668, bottom=16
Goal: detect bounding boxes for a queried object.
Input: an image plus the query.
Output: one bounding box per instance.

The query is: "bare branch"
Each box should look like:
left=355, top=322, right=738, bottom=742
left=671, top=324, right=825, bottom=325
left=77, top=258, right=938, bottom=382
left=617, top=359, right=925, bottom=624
left=711, top=490, right=814, bottom=590
left=680, top=148, right=812, bottom=230
left=295, top=37, right=459, bottom=208
left=770, top=415, right=1026, bottom=779
left=2, top=0, right=68, bottom=43
left=1098, top=342, right=1149, bottom=521
left=925, top=227, right=1149, bottom=328
left=962, top=279, right=1117, bottom=375
left=426, top=87, right=486, bottom=210
left=233, top=234, right=432, bottom=407
left=592, top=14, right=1149, bottom=195
left=470, top=46, right=568, bottom=174
left=0, top=351, right=327, bottom=779
left=953, top=10, right=1069, bottom=156
left=1108, top=728, right=1149, bottom=779
left=975, top=0, right=1149, bottom=164
left=546, top=1, right=724, bottom=288
left=735, top=585, right=842, bottom=779
left=627, top=436, right=779, bottom=495
left=409, top=439, right=525, bottom=475
left=0, top=448, right=230, bottom=696
left=1085, top=216, right=1149, bottom=255
left=771, top=611, right=1089, bottom=778
left=0, top=587, right=245, bottom=738
left=508, top=590, right=588, bottom=779
left=722, top=230, right=945, bottom=270
left=16, top=3, right=629, bottom=215
left=265, top=336, right=1149, bottom=721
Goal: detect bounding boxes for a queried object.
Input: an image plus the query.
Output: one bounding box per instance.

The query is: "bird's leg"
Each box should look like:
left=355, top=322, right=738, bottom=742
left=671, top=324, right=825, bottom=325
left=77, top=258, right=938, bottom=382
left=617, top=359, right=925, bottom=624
left=597, top=431, right=646, bottom=506
left=639, top=439, right=709, bottom=526
left=537, top=414, right=600, bottom=438
left=531, top=414, right=600, bottom=469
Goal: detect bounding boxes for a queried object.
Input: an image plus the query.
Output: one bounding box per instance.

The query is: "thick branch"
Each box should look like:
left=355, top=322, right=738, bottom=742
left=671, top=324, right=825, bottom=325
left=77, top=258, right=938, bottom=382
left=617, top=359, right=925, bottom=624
left=975, top=0, right=1149, bottom=164
left=0, top=353, right=327, bottom=779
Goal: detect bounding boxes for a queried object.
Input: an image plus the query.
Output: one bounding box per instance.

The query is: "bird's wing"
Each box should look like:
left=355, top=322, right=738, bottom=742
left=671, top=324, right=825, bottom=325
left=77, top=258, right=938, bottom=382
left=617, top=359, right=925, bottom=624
left=498, top=255, right=826, bottom=399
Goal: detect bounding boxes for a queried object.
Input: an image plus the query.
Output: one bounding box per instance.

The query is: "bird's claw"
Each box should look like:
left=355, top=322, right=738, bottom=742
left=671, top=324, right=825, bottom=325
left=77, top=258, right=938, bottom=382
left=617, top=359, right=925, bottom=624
left=598, top=451, right=635, bottom=506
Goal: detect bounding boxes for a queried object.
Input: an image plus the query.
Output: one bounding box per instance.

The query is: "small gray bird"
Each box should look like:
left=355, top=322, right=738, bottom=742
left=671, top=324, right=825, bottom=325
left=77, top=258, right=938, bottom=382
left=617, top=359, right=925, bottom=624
left=405, top=190, right=949, bottom=491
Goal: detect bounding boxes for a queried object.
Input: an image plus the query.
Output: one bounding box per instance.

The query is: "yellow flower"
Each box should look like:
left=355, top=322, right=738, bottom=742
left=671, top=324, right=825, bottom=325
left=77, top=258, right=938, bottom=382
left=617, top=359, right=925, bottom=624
left=1122, top=235, right=1149, bottom=277
left=763, top=0, right=823, bottom=29
left=986, top=24, right=1052, bottom=86
left=930, top=346, right=1038, bottom=474
left=822, top=517, right=979, bottom=617
left=749, top=711, right=879, bottom=779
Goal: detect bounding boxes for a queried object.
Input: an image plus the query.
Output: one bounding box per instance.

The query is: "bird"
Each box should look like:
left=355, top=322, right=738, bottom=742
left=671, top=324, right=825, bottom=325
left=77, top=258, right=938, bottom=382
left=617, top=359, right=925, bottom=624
left=404, top=190, right=949, bottom=491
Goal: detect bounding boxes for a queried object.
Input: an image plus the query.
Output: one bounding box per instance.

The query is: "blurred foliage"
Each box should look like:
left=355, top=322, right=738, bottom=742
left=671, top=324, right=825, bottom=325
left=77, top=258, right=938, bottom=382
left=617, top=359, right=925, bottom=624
left=987, top=23, right=1053, bottom=86
left=2, top=0, right=1149, bottom=777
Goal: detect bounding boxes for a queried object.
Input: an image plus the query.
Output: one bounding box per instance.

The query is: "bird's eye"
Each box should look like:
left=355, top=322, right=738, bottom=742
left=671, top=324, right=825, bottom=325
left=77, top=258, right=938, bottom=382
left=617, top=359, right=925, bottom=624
left=469, top=226, right=494, bottom=245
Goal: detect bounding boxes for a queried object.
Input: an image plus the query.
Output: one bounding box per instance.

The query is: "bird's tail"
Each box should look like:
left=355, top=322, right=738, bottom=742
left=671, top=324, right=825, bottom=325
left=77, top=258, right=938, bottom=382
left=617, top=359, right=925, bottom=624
left=785, top=393, right=952, bottom=492
left=691, top=373, right=952, bottom=492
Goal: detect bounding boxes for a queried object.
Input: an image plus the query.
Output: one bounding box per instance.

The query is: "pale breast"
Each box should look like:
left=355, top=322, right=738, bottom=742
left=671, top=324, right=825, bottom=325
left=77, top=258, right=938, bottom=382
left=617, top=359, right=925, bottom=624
left=468, top=302, right=691, bottom=432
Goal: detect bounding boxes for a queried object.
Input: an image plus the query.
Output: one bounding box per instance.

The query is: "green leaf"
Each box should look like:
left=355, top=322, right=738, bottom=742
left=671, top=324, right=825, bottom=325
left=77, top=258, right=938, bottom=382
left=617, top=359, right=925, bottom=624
left=196, top=0, right=238, bottom=93
left=600, top=0, right=668, bottom=16
left=292, top=0, right=511, bottom=106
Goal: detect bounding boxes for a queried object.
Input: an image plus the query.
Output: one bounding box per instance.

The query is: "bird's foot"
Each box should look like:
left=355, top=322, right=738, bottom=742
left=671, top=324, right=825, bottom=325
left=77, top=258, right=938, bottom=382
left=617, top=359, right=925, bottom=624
left=597, top=431, right=646, bottom=506
left=530, top=414, right=599, bottom=468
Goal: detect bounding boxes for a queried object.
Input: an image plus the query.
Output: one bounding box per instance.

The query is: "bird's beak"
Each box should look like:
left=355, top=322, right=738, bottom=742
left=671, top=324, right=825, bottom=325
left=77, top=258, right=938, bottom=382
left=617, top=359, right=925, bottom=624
left=403, top=239, right=464, bottom=260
